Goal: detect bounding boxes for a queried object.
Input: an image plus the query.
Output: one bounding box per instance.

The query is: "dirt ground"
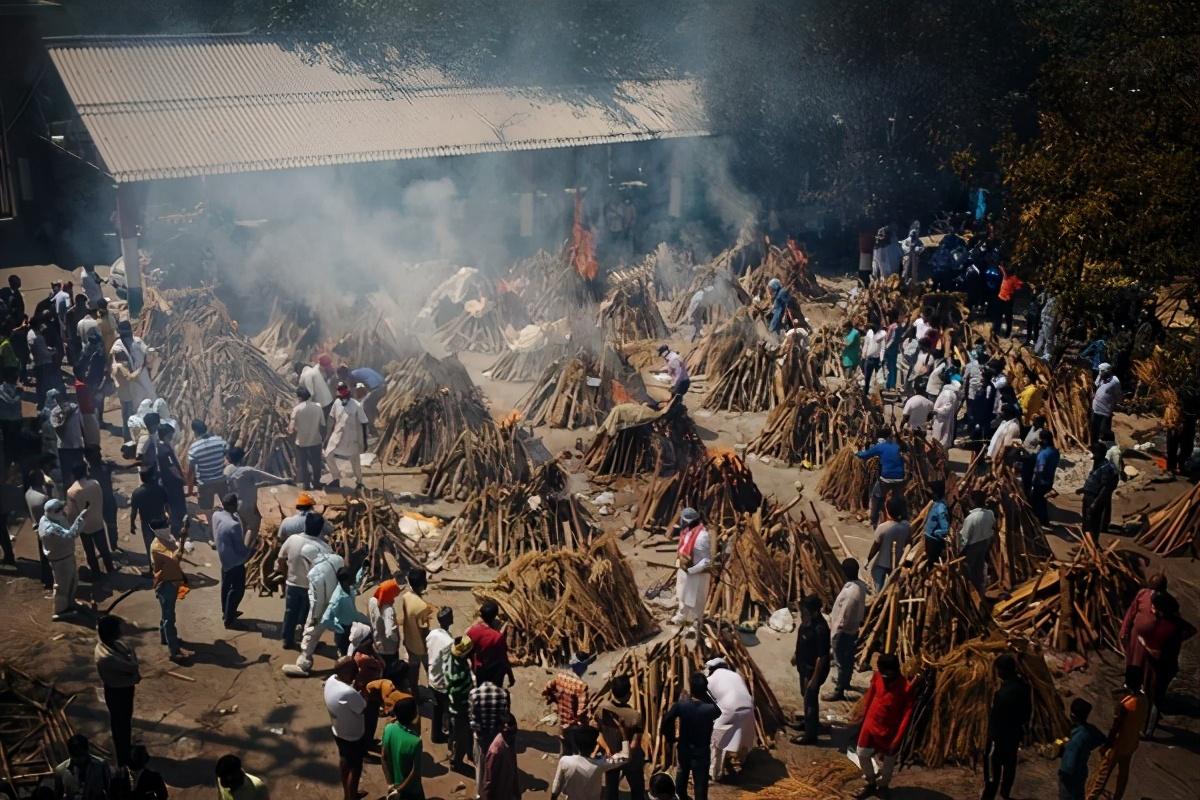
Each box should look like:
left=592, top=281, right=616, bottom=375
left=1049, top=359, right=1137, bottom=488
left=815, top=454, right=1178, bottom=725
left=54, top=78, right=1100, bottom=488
left=1, top=265, right=1196, bottom=799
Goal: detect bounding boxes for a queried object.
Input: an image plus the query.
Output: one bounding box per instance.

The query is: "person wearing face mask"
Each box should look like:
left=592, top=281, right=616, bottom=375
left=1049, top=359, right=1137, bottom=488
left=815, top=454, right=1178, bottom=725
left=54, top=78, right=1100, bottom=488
left=324, top=381, right=369, bottom=492
left=38, top=497, right=88, bottom=620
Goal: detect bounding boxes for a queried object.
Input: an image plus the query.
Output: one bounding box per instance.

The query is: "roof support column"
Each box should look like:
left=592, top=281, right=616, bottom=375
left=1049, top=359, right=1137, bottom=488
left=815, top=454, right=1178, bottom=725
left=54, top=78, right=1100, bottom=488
left=115, top=182, right=144, bottom=317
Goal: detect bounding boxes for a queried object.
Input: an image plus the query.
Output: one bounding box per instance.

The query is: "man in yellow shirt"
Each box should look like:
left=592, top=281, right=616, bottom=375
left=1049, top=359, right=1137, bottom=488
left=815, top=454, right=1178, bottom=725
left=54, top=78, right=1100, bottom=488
left=1017, top=382, right=1046, bottom=425
left=216, top=754, right=269, bottom=800
left=398, top=568, right=434, bottom=692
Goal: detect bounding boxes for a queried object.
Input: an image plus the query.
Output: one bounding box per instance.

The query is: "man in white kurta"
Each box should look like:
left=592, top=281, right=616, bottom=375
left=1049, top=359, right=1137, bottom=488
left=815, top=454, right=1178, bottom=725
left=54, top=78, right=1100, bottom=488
left=706, top=657, right=755, bottom=782
left=931, top=379, right=962, bottom=449
left=671, top=507, right=711, bottom=632
left=324, top=384, right=368, bottom=490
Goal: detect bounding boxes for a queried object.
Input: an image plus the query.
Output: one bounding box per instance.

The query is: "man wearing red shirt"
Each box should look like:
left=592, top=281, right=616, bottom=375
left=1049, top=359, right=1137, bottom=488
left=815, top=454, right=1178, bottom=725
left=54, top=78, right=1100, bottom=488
left=854, top=654, right=914, bottom=798
left=466, top=600, right=514, bottom=686
left=994, top=265, right=1023, bottom=337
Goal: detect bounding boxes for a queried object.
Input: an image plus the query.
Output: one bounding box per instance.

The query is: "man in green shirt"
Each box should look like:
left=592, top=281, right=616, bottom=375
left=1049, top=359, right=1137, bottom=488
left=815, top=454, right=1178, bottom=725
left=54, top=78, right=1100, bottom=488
left=382, top=696, right=424, bottom=799
left=216, top=754, right=269, bottom=800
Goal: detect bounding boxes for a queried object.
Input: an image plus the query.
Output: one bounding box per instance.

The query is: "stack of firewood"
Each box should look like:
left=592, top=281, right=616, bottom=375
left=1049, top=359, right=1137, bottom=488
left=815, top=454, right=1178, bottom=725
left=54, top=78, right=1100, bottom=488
left=509, top=247, right=600, bottom=322
left=994, top=341, right=1092, bottom=450
left=636, top=449, right=764, bottom=531
left=598, top=276, right=669, bottom=345
left=486, top=341, right=569, bottom=382
left=855, top=560, right=995, bottom=669
left=328, top=320, right=416, bottom=372
left=428, top=463, right=599, bottom=568
left=589, top=623, right=785, bottom=770
left=472, top=537, right=658, bottom=667
left=898, top=636, right=1070, bottom=768
left=993, top=537, right=1146, bottom=654
left=815, top=446, right=875, bottom=513
left=0, top=662, right=80, bottom=792
left=700, top=341, right=791, bottom=412
left=424, top=418, right=533, bottom=501
left=740, top=243, right=826, bottom=302
left=584, top=405, right=707, bottom=477
left=750, top=390, right=880, bottom=466
left=820, top=431, right=951, bottom=518
left=1135, top=481, right=1200, bottom=557
left=140, top=287, right=297, bottom=475
left=518, top=355, right=614, bottom=429
left=437, top=298, right=508, bottom=354
left=685, top=308, right=761, bottom=378
left=252, top=297, right=322, bottom=373
left=669, top=266, right=751, bottom=328
left=373, top=353, right=490, bottom=466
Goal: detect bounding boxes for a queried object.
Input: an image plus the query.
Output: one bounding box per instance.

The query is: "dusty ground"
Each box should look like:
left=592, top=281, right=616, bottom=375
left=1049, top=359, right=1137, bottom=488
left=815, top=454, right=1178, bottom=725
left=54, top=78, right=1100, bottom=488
left=1, top=265, right=1196, bottom=799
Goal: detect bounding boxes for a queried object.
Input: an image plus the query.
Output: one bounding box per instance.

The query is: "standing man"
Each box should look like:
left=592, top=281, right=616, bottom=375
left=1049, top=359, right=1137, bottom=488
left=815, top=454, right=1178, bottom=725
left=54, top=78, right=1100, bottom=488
left=66, top=462, right=114, bottom=577
left=705, top=658, right=754, bottom=783
left=860, top=320, right=885, bottom=398
left=598, top=674, right=645, bottom=800
left=1029, top=430, right=1060, bottom=525
left=1059, top=699, right=1106, bottom=800
left=325, top=657, right=368, bottom=800
left=0, top=367, right=20, bottom=472
left=275, top=512, right=332, bottom=650
left=866, top=496, right=910, bottom=590
left=980, top=654, right=1032, bottom=800
left=150, top=520, right=192, bottom=663
left=129, top=469, right=170, bottom=570
left=212, top=493, right=254, bottom=630
left=297, top=356, right=335, bottom=415
left=28, top=320, right=59, bottom=408
left=923, top=481, right=951, bottom=564
left=899, top=226, right=925, bottom=283
left=480, top=714, right=521, bottom=800
left=324, top=383, right=369, bottom=492
left=1085, top=667, right=1148, bottom=800
left=661, top=671, right=721, bottom=800
left=398, top=568, right=434, bottom=691
left=446, top=635, right=476, bottom=774
left=791, top=595, right=830, bottom=745
left=854, top=654, right=914, bottom=799
left=543, top=653, right=592, bottom=752
left=95, top=615, right=140, bottom=768
left=289, top=386, right=325, bottom=490
left=470, top=664, right=512, bottom=797
left=136, top=413, right=187, bottom=535
left=1080, top=445, right=1119, bottom=544
left=856, top=429, right=905, bottom=528
left=40, top=498, right=87, bottom=620
left=671, top=508, right=711, bottom=634
left=467, top=600, right=515, bottom=687
left=223, top=446, right=286, bottom=540
left=185, top=419, right=228, bottom=514
left=24, top=465, right=57, bottom=590
left=825, top=558, right=868, bottom=702
left=80, top=264, right=105, bottom=308
left=960, top=491, right=997, bottom=594
left=109, top=319, right=156, bottom=407
left=380, top=696, right=424, bottom=799
left=1091, top=363, right=1122, bottom=444
left=369, top=576, right=403, bottom=666
left=987, top=404, right=1022, bottom=462
left=49, top=388, right=87, bottom=490
left=426, top=606, right=456, bottom=745
left=277, top=493, right=333, bottom=539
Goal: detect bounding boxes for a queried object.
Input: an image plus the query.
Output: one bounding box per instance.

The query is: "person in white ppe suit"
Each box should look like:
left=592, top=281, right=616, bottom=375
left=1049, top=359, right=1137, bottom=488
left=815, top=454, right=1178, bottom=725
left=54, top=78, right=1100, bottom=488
left=282, top=545, right=345, bottom=676
left=931, top=378, right=962, bottom=449
left=39, top=498, right=88, bottom=619
left=706, top=657, right=755, bottom=782
left=671, top=507, right=711, bottom=633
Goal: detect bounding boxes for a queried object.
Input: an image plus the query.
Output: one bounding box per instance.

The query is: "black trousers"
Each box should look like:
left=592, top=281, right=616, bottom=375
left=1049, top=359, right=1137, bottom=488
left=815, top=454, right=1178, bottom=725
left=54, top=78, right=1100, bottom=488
left=80, top=529, right=114, bottom=574
left=605, top=748, right=646, bottom=800
left=1090, top=412, right=1112, bottom=445
left=431, top=689, right=448, bottom=744
left=221, top=564, right=246, bottom=625
left=924, top=536, right=947, bottom=567
left=1166, top=417, right=1197, bottom=474
left=832, top=632, right=856, bottom=695
left=676, top=743, right=709, bottom=800
left=799, top=666, right=828, bottom=739
left=1081, top=492, right=1107, bottom=540
left=980, top=737, right=1019, bottom=800
left=296, top=444, right=323, bottom=489
left=104, top=684, right=135, bottom=767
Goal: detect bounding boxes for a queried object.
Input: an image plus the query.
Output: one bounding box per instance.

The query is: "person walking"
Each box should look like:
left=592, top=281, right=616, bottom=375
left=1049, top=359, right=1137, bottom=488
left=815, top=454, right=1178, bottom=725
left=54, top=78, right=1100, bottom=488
left=661, top=671, right=721, bottom=800
left=980, top=654, right=1032, bottom=800
left=791, top=595, right=830, bottom=745
left=866, top=496, right=909, bottom=590
left=705, top=658, right=754, bottom=783
left=1029, top=430, right=1060, bottom=525
left=39, top=498, right=88, bottom=620
left=1090, top=363, right=1122, bottom=444
left=212, top=493, right=254, bottom=630
left=289, top=386, right=325, bottom=489
left=185, top=419, right=227, bottom=513
left=479, top=714, right=521, bottom=800
left=109, top=319, right=156, bottom=410
left=1080, top=445, right=1119, bottom=544
left=284, top=548, right=347, bottom=677
left=825, top=558, right=868, bottom=702
left=66, top=461, right=114, bottom=578
left=1059, top=699, right=1106, bottom=800
left=95, top=615, right=140, bottom=768
left=1085, top=667, right=1148, bottom=800
left=960, top=492, right=997, bottom=594
left=470, top=663, right=513, bottom=797
left=150, top=520, right=192, bottom=663
left=856, top=430, right=904, bottom=528
left=923, top=481, right=951, bottom=565
left=1124, top=591, right=1195, bottom=736
left=426, top=606, right=456, bottom=744
left=325, top=656, right=368, bottom=800
left=275, top=512, right=331, bottom=650
left=215, top=754, right=268, bottom=800
left=841, top=322, right=862, bottom=381
left=446, top=635, right=476, bottom=774
left=853, top=654, right=914, bottom=799
left=860, top=320, right=885, bottom=398
left=671, top=508, right=711, bottom=634
left=325, top=382, right=369, bottom=492
left=930, top=379, right=961, bottom=449
left=381, top=695, right=425, bottom=799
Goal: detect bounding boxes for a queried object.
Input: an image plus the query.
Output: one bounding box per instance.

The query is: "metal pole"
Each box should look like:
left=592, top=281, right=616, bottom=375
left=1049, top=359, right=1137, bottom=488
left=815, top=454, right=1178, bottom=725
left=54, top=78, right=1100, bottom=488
left=115, top=182, right=143, bottom=317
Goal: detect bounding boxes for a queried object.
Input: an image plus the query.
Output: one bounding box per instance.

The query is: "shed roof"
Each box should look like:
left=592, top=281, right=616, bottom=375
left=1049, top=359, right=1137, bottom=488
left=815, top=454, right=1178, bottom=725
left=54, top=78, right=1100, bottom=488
left=45, top=34, right=709, bottom=183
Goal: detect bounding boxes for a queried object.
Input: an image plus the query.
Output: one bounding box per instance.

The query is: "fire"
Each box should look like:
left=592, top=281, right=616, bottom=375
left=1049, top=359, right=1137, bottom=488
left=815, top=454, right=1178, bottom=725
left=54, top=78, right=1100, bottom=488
left=570, top=193, right=599, bottom=281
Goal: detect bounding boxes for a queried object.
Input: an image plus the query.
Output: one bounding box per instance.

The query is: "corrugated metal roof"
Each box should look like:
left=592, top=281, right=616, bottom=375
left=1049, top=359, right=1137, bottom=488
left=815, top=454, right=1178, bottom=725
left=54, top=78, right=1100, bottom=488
left=45, top=34, right=710, bottom=183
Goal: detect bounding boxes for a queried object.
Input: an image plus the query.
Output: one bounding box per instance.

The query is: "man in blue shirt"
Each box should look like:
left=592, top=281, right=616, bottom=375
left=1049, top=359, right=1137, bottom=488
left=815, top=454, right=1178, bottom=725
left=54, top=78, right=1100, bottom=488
left=766, top=278, right=793, bottom=334
left=212, top=493, right=254, bottom=629
left=1030, top=430, right=1060, bottom=525
left=1059, top=698, right=1105, bottom=800
left=856, top=429, right=905, bottom=528
left=923, top=480, right=951, bottom=565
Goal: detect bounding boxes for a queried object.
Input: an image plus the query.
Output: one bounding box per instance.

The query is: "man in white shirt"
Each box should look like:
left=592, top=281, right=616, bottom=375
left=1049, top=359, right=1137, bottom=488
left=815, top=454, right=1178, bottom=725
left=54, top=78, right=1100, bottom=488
left=324, top=657, right=367, bottom=800
left=860, top=324, right=886, bottom=397
left=901, top=391, right=934, bottom=433
left=825, top=558, right=869, bottom=701
left=987, top=403, right=1022, bottom=461
left=550, top=725, right=627, bottom=800
left=297, top=356, right=335, bottom=413
left=706, top=658, right=755, bottom=782
left=1091, top=363, right=1122, bottom=444
left=671, top=508, right=710, bottom=634
left=959, top=492, right=997, bottom=593
left=275, top=512, right=331, bottom=650
left=426, top=607, right=455, bottom=745
left=80, top=265, right=105, bottom=307
left=324, top=383, right=369, bottom=491
left=289, top=386, right=325, bottom=489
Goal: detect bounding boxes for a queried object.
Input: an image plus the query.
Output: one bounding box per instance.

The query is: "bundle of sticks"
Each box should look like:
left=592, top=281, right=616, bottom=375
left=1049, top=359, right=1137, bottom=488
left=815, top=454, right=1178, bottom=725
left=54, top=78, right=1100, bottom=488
left=636, top=449, right=764, bottom=531
left=373, top=353, right=490, bottom=467
left=328, top=319, right=416, bottom=372
left=700, top=341, right=792, bottom=412
left=815, top=446, right=874, bottom=513
left=428, top=463, right=599, bottom=568
left=436, top=299, right=508, bottom=354
left=843, top=274, right=912, bottom=329
left=598, top=276, right=669, bottom=345
left=252, top=296, right=321, bottom=373
left=584, top=404, right=707, bottom=478
left=471, top=537, right=658, bottom=667
left=898, top=636, right=1070, bottom=768
left=509, top=247, right=600, bottom=322
left=750, top=390, right=880, bottom=466
left=684, top=308, right=761, bottom=378
left=246, top=497, right=427, bottom=594
left=994, top=341, right=1092, bottom=450
left=993, top=537, right=1146, bottom=654
left=737, top=758, right=863, bottom=800
left=424, top=417, right=533, bottom=501
left=669, top=266, right=751, bottom=328
left=141, top=287, right=297, bottom=474
left=589, top=624, right=785, bottom=770
left=0, top=661, right=78, bottom=793
left=740, top=243, right=826, bottom=302
left=855, top=560, right=995, bottom=669
left=820, top=431, right=951, bottom=517
left=1135, top=481, right=1200, bottom=557
left=518, top=355, right=615, bottom=429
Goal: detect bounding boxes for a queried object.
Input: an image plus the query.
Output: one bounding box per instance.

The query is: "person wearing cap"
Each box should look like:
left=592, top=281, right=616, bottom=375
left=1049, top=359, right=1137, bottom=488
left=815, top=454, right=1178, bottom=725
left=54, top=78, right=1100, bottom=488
left=766, top=277, right=793, bottom=334
left=445, top=634, right=476, bottom=773
left=426, top=606, right=456, bottom=745
left=129, top=468, right=170, bottom=571
left=186, top=419, right=228, bottom=512
left=369, top=576, right=404, bottom=666
left=543, top=653, right=593, bottom=753
left=656, top=344, right=690, bottom=399
left=324, top=381, right=369, bottom=492
left=276, top=511, right=333, bottom=650
left=381, top=695, right=424, bottom=799
left=39, top=497, right=89, bottom=619
left=1091, top=363, right=1122, bottom=445
left=278, top=493, right=333, bottom=540
left=705, top=658, right=754, bottom=782
left=672, top=507, right=711, bottom=633
left=213, top=493, right=255, bottom=629
left=325, top=656, right=368, bottom=800
left=150, top=518, right=192, bottom=663
left=289, top=386, right=325, bottom=490
left=284, top=547, right=347, bottom=676
left=223, top=446, right=287, bottom=538
left=109, top=318, right=156, bottom=406
left=296, top=356, right=335, bottom=415
left=931, top=378, right=962, bottom=449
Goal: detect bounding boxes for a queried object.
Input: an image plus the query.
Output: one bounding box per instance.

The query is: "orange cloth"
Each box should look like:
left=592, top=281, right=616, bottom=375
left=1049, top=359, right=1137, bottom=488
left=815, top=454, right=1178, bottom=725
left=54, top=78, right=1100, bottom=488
left=1112, top=691, right=1149, bottom=756
left=570, top=194, right=599, bottom=281
left=373, top=579, right=402, bottom=607
left=998, top=271, right=1024, bottom=301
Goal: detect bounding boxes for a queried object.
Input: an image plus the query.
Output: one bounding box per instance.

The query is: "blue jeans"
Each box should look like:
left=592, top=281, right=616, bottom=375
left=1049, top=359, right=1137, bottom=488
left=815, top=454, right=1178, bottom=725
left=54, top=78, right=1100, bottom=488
left=676, top=742, right=710, bottom=800
left=832, top=631, right=857, bottom=695
left=281, top=584, right=310, bottom=648
left=884, top=347, right=899, bottom=389
left=221, top=564, right=246, bottom=625
left=871, top=563, right=891, bottom=592
left=156, top=582, right=180, bottom=655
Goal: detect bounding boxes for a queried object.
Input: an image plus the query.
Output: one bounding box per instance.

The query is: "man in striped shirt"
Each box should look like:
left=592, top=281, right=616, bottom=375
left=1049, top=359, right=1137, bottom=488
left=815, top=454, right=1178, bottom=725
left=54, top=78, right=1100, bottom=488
left=186, top=419, right=228, bottom=514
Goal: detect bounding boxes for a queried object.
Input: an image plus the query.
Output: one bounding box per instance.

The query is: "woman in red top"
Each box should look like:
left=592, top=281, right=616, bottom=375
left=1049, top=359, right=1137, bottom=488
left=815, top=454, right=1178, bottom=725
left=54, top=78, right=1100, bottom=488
left=855, top=654, right=914, bottom=797
left=1133, top=592, right=1197, bottom=735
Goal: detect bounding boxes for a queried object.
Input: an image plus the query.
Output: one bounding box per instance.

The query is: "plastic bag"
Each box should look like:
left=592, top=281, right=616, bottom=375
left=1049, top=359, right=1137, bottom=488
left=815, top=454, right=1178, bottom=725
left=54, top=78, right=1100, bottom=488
left=767, top=607, right=795, bottom=633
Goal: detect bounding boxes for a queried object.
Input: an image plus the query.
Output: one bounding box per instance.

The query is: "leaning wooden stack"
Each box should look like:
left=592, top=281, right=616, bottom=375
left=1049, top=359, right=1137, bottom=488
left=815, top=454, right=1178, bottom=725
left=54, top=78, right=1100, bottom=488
left=584, top=405, right=707, bottom=478
left=958, top=454, right=1053, bottom=591
left=423, top=418, right=533, bottom=501
left=252, top=297, right=321, bottom=373
left=437, top=299, right=508, bottom=354
left=992, top=537, right=1146, bottom=654
left=636, top=449, right=764, bottom=531
left=328, top=320, right=415, bottom=372
left=898, top=636, right=1070, bottom=768
left=996, top=342, right=1092, bottom=450
left=1135, top=481, right=1200, bottom=557
left=0, top=662, right=79, bottom=793
left=598, top=276, right=669, bottom=345
left=589, top=624, right=786, bottom=770
left=701, top=341, right=791, bottom=412
left=815, top=446, right=874, bottom=513
left=518, top=355, right=615, bottom=429
left=685, top=308, right=760, bottom=378
left=472, top=537, right=658, bottom=667
left=753, top=390, right=879, bottom=467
